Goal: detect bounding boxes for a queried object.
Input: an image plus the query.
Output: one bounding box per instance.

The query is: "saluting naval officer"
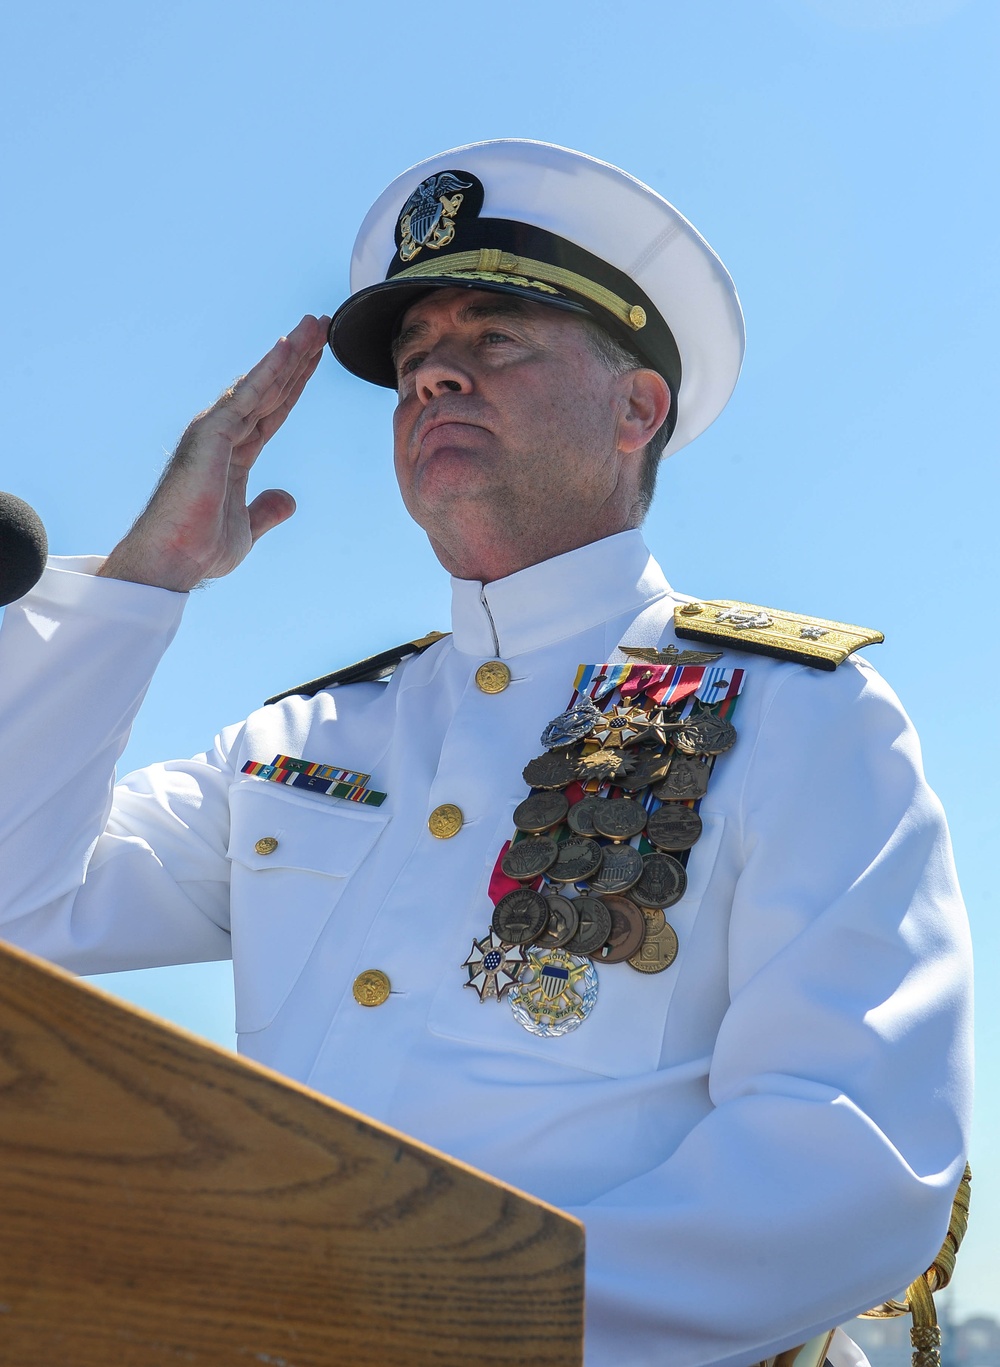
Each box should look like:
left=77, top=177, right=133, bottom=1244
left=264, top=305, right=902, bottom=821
left=0, top=140, right=973, bottom=1367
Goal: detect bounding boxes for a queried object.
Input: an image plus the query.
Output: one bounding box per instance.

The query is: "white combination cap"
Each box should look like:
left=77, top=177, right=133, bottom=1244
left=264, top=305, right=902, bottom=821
left=328, top=138, right=745, bottom=457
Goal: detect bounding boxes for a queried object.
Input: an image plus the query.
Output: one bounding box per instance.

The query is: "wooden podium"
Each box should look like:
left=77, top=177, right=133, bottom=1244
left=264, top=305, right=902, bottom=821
left=0, top=941, right=585, bottom=1366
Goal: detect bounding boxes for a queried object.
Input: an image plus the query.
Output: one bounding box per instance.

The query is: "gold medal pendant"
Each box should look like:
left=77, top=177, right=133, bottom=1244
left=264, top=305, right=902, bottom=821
left=509, top=948, right=598, bottom=1037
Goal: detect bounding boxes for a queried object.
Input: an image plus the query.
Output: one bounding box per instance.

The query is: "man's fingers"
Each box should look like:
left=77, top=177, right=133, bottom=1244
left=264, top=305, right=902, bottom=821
left=211, top=315, right=328, bottom=435
left=251, top=349, right=325, bottom=450
left=247, top=488, right=297, bottom=545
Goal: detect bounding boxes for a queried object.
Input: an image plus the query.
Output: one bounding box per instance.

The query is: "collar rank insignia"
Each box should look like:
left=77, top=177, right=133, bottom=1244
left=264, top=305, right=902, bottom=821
left=397, top=171, right=477, bottom=263
left=673, top=599, right=884, bottom=671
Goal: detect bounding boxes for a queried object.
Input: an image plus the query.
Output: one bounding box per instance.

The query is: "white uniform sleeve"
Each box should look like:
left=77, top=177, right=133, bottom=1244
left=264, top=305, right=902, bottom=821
left=0, top=558, right=233, bottom=972
left=566, top=659, right=972, bottom=1367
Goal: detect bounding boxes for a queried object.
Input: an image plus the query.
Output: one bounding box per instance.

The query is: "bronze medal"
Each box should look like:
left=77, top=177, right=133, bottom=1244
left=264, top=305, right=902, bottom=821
left=588, top=842, right=644, bottom=894
left=501, top=835, right=558, bottom=881
left=645, top=704, right=686, bottom=746
left=651, top=753, right=712, bottom=801
left=639, top=906, right=667, bottom=934
left=619, top=749, right=673, bottom=791
left=591, top=895, right=647, bottom=964
left=536, top=893, right=580, bottom=949
left=672, top=712, right=737, bottom=756
left=566, top=793, right=605, bottom=837
left=513, top=790, right=569, bottom=834
left=646, top=805, right=703, bottom=851
left=575, top=749, right=635, bottom=783
left=592, top=796, right=647, bottom=842
left=630, top=852, right=688, bottom=909
left=540, top=697, right=602, bottom=748
left=522, top=751, right=581, bottom=789
left=627, top=918, right=679, bottom=973
left=547, top=836, right=604, bottom=884
left=492, top=888, right=550, bottom=946
left=562, top=895, right=613, bottom=956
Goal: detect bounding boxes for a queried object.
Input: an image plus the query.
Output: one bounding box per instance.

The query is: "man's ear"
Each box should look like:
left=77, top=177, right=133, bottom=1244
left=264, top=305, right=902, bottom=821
left=617, top=369, right=671, bottom=453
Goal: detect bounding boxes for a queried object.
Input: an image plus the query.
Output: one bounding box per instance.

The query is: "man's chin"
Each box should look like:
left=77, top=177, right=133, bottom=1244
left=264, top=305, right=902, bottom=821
left=409, top=447, right=497, bottom=502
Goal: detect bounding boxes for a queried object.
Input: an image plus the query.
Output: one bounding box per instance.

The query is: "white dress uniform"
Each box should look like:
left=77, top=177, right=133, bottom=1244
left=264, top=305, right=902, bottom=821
left=0, top=528, right=972, bottom=1367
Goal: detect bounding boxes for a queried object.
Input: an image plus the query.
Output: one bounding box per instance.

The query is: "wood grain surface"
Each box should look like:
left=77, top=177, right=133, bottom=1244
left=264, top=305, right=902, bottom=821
left=0, top=941, right=584, bottom=1366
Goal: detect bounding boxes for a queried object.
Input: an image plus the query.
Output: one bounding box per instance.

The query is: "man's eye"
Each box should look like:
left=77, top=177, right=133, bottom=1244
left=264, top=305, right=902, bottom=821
left=398, top=353, right=424, bottom=376
left=483, top=331, right=511, bottom=344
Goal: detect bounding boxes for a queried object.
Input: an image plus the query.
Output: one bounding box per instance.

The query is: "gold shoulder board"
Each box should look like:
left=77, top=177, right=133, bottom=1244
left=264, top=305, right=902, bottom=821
left=266, top=631, right=449, bottom=704
left=673, top=600, right=883, bottom=672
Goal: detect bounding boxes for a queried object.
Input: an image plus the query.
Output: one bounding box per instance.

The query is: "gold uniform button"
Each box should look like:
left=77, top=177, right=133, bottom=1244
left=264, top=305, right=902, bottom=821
left=475, top=660, right=511, bottom=694
left=428, top=803, right=464, bottom=839
left=254, top=837, right=279, bottom=856
left=353, top=969, right=391, bottom=1007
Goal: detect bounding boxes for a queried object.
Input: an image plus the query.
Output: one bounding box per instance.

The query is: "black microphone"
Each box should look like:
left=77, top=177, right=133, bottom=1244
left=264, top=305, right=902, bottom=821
left=0, top=492, right=48, bottom=607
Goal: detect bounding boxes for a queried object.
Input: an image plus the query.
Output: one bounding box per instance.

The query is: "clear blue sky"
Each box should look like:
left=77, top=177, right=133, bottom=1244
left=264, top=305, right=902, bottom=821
left=1, top=0, right=996, bottom=1321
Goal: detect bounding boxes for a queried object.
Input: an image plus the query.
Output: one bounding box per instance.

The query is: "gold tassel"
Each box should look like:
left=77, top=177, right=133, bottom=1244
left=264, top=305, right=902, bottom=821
left=860, top=1164, right=972, bottom=1367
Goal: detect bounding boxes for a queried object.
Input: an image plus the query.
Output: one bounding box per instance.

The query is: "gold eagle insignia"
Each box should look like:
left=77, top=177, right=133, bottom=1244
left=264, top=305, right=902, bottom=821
left=620, top=644, right=724, bottom=666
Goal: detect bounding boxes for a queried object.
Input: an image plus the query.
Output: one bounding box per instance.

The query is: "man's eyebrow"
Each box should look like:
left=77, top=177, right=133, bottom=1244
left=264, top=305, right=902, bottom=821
left=456, top=298, right=531, bottom=324
left=391, top=297, right=533, bottom=365
left=392, top=319, right=428, bottom=364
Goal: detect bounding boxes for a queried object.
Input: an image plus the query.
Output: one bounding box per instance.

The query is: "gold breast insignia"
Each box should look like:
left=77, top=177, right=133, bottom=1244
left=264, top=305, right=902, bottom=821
left=620, top=644, right=724, bottom=666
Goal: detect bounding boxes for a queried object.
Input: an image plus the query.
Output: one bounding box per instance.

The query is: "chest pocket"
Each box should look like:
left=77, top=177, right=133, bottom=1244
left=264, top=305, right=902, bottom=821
left=227, top=780, right=389, bottom=1034
left=426, top=811, right=727, bottom=1079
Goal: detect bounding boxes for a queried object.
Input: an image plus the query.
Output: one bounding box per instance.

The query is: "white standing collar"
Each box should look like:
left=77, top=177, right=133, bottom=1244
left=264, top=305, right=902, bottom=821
left=449, top=530, right=672, bottom=658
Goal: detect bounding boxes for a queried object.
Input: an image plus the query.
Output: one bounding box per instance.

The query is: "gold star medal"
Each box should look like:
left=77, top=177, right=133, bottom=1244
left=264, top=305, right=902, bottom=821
left=463, top=930, right=528, bottom=1002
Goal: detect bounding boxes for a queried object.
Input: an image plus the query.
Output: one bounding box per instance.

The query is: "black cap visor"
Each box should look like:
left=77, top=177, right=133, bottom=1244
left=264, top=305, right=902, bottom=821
left=328, top=276, right=590, bottom=389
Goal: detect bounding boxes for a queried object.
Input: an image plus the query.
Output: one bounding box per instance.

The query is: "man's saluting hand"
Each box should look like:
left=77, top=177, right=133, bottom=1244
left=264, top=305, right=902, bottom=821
left=99, top=313, right=329, bottom=592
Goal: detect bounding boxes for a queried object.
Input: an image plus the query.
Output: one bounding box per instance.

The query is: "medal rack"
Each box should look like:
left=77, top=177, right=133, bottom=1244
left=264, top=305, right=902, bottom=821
left=464, top=660, right=745, bottom=1035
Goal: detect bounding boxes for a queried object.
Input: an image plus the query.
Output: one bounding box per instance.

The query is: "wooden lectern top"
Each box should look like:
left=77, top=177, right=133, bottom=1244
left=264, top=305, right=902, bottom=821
left=0, top=939, right=585, bottom=1366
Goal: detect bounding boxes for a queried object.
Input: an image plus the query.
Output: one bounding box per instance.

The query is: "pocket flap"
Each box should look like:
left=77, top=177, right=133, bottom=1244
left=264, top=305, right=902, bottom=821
left=227, top=780, right=388, bottom=876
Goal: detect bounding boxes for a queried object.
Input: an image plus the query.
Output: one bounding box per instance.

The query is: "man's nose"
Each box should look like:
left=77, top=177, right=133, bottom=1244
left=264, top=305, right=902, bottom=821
left=415, top=349, right=474, bottom=405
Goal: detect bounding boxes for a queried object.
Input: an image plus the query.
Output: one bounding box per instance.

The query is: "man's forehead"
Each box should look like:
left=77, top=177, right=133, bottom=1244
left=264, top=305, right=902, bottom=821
left=397, top=289, right=547, bottom=335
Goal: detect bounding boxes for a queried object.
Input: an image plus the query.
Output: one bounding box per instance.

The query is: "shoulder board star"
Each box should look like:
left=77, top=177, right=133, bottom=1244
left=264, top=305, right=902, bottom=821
left=673, top=600, right=883, bottom=671
left=265, top=631, right=448, bottom=704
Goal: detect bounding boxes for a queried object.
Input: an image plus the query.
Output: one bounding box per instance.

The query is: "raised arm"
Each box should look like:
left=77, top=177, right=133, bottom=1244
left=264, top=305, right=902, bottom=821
left=0, top=315, right=329, bottom=969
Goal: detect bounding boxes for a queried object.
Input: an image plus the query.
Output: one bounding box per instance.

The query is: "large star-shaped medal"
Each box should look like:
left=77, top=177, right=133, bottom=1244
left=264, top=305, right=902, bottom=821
left=590, top=703, right=651, bottom=748
left=645, top=704, right=686, bottom=746
left=463, top=929, right=528, bottom=1002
